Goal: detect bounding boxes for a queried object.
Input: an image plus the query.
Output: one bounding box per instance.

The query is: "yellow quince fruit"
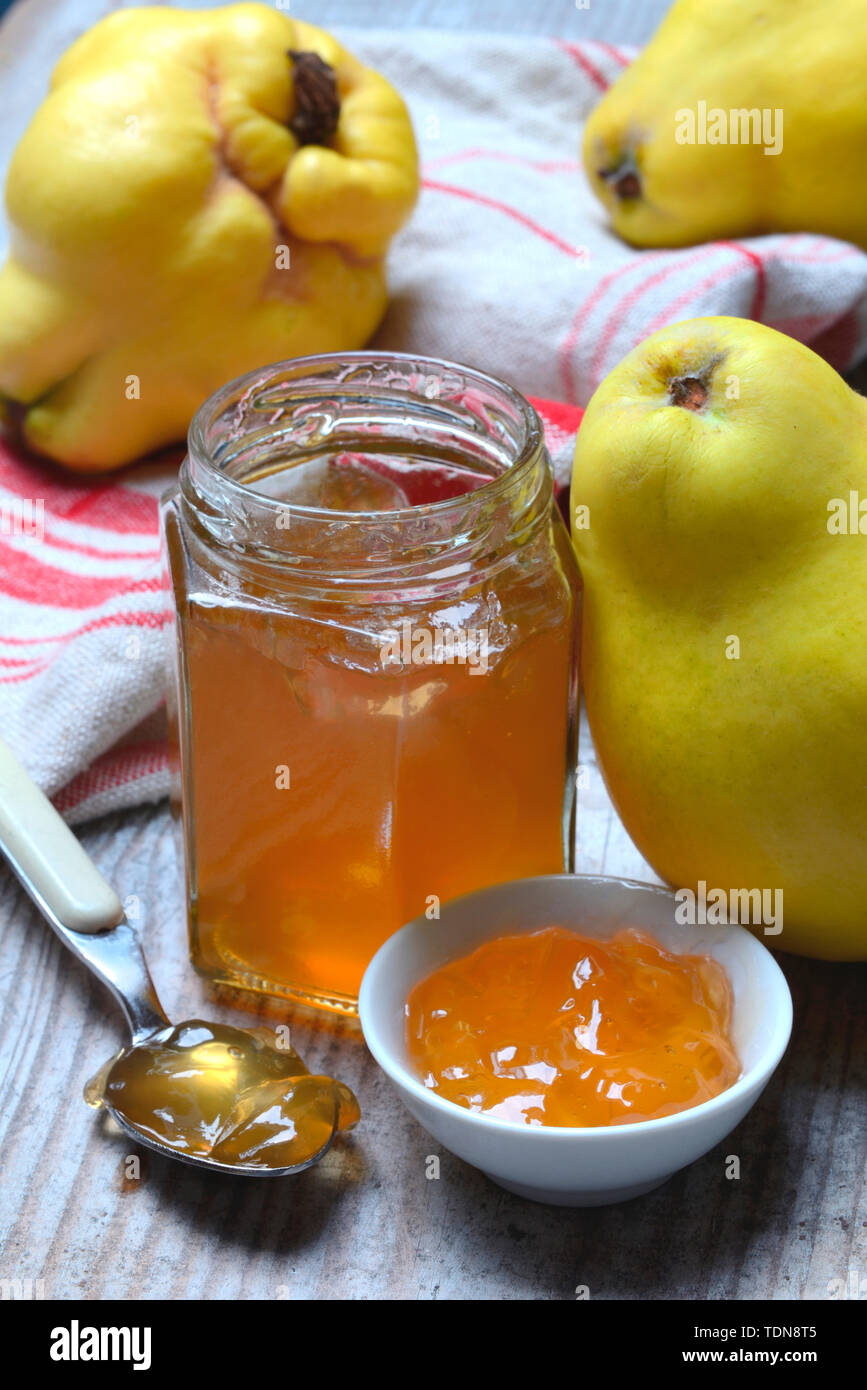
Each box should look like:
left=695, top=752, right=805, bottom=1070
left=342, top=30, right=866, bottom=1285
left=571, top=316, right=867, bottom=960
left=0, top=4, right=418, bottom=469
left=583, top=0, right=867, bottom=249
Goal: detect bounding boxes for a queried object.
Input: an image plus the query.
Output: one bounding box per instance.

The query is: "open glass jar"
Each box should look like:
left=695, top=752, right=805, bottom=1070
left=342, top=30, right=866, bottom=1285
left=162, top=353, right=581, bottom=1014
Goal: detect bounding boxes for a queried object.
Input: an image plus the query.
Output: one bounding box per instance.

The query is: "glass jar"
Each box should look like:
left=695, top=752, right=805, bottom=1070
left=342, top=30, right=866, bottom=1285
left=161, top=353, right=581, bottom=1015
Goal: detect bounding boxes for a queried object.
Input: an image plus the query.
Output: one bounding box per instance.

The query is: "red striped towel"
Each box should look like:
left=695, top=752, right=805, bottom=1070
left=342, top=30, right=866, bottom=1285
left=2, top=24, right=867, bottom=820
left=0, top=401, right=581, bottom=823
left=360, top=33, right=867, bottom=396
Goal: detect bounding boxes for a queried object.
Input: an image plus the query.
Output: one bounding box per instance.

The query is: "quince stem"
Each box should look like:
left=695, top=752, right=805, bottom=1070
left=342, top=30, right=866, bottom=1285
left=667, top=376, right=709, bottom=411
left=598, top=157, right=642, bottom=201
left=287, top=50, right=341, bottom=146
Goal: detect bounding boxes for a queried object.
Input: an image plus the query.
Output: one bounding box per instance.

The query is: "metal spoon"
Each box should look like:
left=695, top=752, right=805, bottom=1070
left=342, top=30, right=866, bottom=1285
left=0, top=735, right=356, bottom=1176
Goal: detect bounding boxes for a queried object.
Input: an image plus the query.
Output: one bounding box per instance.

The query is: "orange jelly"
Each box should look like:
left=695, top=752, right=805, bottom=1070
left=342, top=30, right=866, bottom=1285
left=406, top=927, right=740, bottom=1127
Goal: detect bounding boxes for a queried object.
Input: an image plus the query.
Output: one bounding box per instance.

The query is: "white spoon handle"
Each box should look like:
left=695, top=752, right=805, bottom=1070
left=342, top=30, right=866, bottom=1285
left=0, top=735, right=167, bottom=1041
left=0, top=735, right=123, bottom=933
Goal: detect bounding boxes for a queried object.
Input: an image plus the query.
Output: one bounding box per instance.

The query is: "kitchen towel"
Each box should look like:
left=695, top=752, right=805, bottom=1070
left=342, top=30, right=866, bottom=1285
left=1, top=6, right=867, bottom=819
left=363, top=32, right=867, bottom=401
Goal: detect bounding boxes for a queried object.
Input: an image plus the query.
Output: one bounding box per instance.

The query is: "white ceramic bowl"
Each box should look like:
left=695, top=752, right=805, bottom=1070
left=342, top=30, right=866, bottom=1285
left=359, top=874, right=793, bottom=1206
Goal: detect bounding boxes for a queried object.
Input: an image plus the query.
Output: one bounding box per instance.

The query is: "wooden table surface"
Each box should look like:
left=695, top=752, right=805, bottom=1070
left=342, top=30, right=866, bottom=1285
left=1, top=0, right=865, bottom=1304
left=1, top=711, right=864, bottom=1302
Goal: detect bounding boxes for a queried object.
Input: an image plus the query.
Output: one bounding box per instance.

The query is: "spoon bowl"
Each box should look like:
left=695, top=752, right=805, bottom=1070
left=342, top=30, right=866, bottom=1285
left=86, top=1017, right=358, bottom=1176
left=96, top=1069, right=340, bottom=1178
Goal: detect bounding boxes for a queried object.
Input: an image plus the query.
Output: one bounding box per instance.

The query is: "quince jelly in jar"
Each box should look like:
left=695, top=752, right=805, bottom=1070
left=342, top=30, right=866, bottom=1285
left=161, top=354, right=581, bottom=1014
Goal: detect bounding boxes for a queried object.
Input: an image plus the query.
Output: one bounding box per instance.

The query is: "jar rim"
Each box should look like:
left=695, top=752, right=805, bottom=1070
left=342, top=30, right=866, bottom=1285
left=185, top=349, right=546, bottom=527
